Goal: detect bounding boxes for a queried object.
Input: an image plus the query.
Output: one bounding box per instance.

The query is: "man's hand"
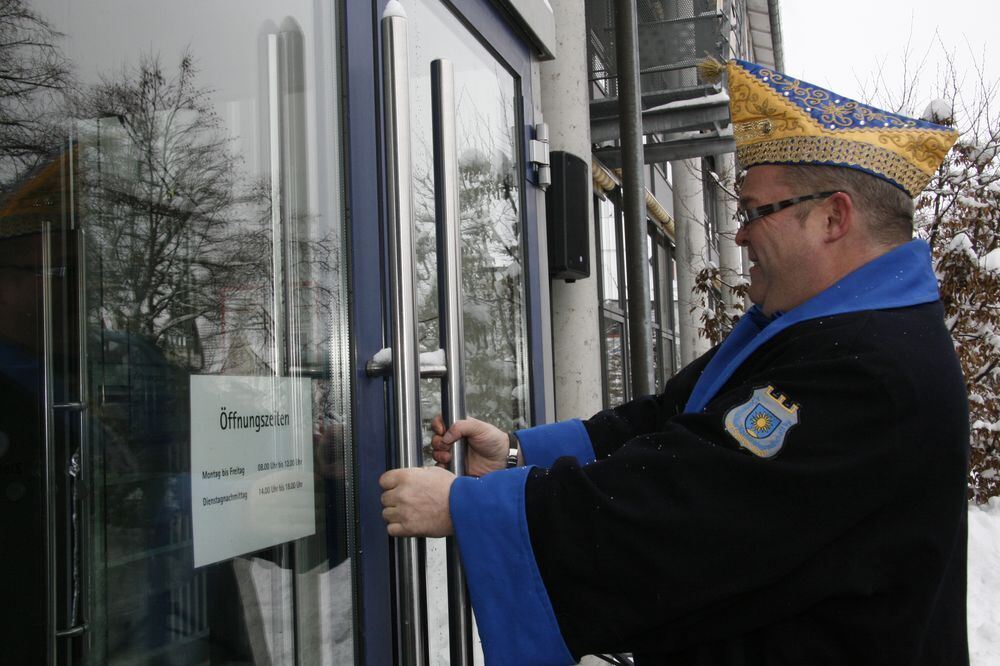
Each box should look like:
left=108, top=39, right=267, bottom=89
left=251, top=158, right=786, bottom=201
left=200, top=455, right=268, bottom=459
left=379, top=466, right=456, bottom=537
left=429, top=415, right=511, bottom=476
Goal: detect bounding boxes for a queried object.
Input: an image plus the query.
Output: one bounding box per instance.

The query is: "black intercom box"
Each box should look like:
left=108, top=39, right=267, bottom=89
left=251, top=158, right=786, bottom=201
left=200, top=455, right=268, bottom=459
left=546, top=150, right=591, bottom=281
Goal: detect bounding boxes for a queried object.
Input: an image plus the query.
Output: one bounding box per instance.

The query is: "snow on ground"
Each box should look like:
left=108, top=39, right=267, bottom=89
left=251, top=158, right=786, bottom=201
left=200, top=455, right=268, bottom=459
left=969, top=498, right=1000, bottom=664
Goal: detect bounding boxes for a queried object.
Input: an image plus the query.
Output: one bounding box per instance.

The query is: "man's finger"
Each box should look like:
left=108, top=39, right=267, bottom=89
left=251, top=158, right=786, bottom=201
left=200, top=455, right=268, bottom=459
left=431, top=413, right=446, bottom=435
left=380, top=489, right=397, bottom=507
left=382, top=506, right=400, bottom=523
left=432, top=450, right=452, bottom=466
left=379, top=469, right=401, bottom=490
left=442, top=419, right=477, bottom=445
left=387, top=522, right=407, bottom=538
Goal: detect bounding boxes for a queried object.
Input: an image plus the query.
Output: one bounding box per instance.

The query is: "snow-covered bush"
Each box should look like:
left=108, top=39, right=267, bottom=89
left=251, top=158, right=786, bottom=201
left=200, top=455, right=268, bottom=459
left=918, top=132, right=1000, bottom=503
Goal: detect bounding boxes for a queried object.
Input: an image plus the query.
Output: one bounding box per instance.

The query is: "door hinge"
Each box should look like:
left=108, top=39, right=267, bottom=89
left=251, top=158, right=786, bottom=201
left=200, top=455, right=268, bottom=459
left=529, top=123, right=550, bottom=191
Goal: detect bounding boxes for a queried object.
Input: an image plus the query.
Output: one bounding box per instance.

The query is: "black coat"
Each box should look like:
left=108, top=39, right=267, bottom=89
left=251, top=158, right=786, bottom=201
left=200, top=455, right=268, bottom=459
left=524, top=302, right=969, bottom=665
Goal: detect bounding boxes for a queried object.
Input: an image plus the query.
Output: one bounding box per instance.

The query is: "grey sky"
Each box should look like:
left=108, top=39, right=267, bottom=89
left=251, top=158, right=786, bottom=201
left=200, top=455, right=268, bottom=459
left=780, top=0, right=997, bottom=119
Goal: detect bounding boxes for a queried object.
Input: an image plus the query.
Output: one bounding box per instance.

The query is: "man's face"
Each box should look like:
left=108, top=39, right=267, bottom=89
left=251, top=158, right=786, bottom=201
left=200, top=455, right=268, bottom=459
left=735, top=165, right=825, bottom=316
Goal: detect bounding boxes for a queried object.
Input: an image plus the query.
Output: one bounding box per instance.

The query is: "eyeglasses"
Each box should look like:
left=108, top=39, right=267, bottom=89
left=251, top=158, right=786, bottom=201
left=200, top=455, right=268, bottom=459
left=735, top=191, right=841, bottom=228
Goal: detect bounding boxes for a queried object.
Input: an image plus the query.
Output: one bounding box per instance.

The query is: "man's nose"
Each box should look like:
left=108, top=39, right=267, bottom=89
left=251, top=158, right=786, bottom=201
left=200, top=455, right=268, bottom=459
left=735, top=224, right=749, bottom=246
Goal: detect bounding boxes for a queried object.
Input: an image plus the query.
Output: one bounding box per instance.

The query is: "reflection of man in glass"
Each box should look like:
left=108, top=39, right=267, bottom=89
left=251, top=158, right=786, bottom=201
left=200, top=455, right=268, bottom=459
left=0, top=229, right=52, bottom=664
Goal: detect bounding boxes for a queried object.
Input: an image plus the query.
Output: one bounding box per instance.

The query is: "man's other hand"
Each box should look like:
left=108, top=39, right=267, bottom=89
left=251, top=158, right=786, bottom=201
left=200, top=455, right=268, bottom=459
left=430, top=415, right=510, bottom=476
left=379, top=466, right=456, bottom=537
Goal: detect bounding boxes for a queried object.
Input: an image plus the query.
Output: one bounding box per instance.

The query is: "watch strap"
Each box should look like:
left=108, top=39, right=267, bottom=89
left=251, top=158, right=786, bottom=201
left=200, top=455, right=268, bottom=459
left=505, top=431, right=520, bottom=468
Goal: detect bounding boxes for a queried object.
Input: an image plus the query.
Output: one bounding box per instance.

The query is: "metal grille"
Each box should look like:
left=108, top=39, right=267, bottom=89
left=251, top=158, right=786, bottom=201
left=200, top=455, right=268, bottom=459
left=587, top=0, right=730, bottom=96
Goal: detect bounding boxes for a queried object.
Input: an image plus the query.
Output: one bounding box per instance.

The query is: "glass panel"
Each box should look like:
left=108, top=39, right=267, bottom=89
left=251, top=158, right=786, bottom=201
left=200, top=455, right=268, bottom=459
left=652, top=332, right=661, bottom=392
left=658, top=242, right=674, bottom=334
left=406, top=0, right=530, bottom=662
left=598, top=197, right=621, bottom=309
left=663, top=334, right=676, bottom=378
left=672, top=256, right=681, bottom=355
left=408, top=0, right=530, bottom=430
left=604, top=318, right=627, bottom=407
left=4, top=1, right=354, bottom=663
left=647, top=231, right=658, bottom=324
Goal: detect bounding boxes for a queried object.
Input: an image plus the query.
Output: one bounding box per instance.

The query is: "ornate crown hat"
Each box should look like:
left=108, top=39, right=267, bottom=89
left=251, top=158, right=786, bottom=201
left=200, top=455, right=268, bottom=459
left=700, top=59, right=958, bottom=197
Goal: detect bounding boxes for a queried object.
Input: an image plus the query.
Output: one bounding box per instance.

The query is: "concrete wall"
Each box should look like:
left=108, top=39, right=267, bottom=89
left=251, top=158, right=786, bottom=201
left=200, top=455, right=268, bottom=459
left=671, top=157, right=711, bottom=365
left=539, top=0, right=603, bottom=420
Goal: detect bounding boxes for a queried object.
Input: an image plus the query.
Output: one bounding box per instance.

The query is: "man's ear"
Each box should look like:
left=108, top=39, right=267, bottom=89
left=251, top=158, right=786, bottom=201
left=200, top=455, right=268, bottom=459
left=823, top=191, right=853, bottom=242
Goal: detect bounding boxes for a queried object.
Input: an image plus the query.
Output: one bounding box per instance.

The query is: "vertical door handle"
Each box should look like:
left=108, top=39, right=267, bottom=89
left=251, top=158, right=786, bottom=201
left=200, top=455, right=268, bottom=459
left=44, top=224, right=94, bottom=660
left=431, top=58, right=474, bottom=666
left=381, top=3, right=429, bottom=665
left=267, top=33, right=288, bottom=376
left=41, top=222, right=58, bottom=664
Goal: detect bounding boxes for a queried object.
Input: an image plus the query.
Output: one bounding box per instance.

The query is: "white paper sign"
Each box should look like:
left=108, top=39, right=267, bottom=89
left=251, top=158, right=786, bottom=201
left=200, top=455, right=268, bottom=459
left=190, top=375, right=315, bottom=567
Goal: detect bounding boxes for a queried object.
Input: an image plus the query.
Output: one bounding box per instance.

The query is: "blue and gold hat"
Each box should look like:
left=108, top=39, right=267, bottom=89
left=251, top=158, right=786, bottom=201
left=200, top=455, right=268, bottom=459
left=700, top=59, right=958, bottom=197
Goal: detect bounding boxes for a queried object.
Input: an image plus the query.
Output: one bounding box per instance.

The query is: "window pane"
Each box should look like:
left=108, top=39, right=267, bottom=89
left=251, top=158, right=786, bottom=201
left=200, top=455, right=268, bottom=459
left=647, top=231, right=657, bottom=324
left=652, top=333, right=661, bottom=392
left=408, top=0, right=531, bottom=432
left=604, top=318, right=626, bottom=407
left=658, top=241, right=673, bottom=334
left=9, top=1, right=355, bottom=663
left=664, top=335, right=677, bottom=378
left=599, top=197, right=621, bottom=309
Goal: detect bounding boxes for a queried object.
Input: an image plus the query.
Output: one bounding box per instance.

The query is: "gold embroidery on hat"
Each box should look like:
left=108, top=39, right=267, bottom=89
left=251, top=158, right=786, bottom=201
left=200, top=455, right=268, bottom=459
left=877, top=132, right=958, bottom=169
left=755, top=67, right=917, bottom=130
left=733, top=119, right=773, bottom=142
left=737, top=136, right=930, bottom=196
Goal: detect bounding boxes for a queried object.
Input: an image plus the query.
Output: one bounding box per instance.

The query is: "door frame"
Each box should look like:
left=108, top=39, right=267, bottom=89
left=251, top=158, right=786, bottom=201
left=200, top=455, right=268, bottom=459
left=341, top=0, right=545, bottom=663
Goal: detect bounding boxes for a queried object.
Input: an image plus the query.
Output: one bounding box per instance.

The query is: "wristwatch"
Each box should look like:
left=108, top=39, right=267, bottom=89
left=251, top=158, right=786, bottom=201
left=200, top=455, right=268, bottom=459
left=506, top=432, right=520, bottom=468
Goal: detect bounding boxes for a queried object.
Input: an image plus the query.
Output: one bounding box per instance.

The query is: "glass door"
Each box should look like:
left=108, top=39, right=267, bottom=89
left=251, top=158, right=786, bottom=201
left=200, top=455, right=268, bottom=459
left=365, top=0, right=542, bottom=663
left=0, top=1, right=355, bottom=663
left=407, top=2, right=532, bottom=662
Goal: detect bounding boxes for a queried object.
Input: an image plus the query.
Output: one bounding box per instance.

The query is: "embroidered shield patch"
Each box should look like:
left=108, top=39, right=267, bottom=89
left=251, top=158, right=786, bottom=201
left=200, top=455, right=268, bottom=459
left=724, top=385, right=800, bottom=458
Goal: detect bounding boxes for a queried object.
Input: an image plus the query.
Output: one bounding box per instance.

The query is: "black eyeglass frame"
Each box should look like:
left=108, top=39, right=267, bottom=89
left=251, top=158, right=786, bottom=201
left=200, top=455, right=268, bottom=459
left=736, top=191, right=842, bottom=228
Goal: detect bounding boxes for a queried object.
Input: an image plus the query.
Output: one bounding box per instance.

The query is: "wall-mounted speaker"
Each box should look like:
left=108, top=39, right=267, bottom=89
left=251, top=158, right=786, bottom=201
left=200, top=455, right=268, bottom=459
left=546, top=150, right=591, bottom=282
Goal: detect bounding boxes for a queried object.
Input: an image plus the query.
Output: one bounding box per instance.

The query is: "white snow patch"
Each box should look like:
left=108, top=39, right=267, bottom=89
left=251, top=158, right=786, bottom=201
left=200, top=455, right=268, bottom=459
left=421, top=348, right=446, bottom=367
left=645, top=91, right=730, bottom=113
left=369, top=347, right=447, bottom=373
left=982, top=248, right=1000, bottom=272
left=947, top=233, right=978, bottom=261
left=969, top=498, right=1000, bottom=664
left=921, top=98, right=954, bottom=125
left=959, top=195, right=990, bottom=209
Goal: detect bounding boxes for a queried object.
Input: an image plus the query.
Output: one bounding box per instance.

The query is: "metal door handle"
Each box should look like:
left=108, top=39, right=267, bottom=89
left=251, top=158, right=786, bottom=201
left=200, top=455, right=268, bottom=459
left=431, top=58, right=474, bottom=666
left=381, top=3, right=429, bottom=665
left=44, top=224, right=94, bottom=662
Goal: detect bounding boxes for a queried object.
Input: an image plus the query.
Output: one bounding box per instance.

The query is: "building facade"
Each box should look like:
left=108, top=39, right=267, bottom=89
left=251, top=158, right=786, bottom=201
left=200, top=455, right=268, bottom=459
left=0, top=0, right=780, bottom=663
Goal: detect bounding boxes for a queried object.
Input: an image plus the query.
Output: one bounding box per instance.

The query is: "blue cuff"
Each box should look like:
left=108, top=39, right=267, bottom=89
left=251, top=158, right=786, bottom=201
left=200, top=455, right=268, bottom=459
left=450, top=469, right=575, bottom=666
left=515, top=419, right=595, bottom=468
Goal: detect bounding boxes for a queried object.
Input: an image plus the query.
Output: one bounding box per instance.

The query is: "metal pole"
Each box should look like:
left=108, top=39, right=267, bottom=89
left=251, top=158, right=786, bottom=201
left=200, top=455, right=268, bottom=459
left=381, top=3, right=428, bottom=665
left=267, top=34, right=287, bottom=377
left=767, top=0, right=786, bottom=71
left=615, top=0, right=654, bottom=396
left=41, top=222, right=57, bottom=665
left=431, top=58, right=474, bottom=666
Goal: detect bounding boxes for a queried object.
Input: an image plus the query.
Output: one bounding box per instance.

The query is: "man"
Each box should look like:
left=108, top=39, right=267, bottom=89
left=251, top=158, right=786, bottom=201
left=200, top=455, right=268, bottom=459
left=380, top=59, right=969, bottom=664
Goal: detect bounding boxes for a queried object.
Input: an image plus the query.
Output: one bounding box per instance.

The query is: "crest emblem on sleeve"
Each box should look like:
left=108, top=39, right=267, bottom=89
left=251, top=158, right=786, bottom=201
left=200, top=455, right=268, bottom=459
left=724, top=385, right=800, bottom=458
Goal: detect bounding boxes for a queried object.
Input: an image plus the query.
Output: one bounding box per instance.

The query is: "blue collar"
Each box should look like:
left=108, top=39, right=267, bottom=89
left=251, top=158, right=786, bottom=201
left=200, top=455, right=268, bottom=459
left=683, top=239, right=940, bottom=413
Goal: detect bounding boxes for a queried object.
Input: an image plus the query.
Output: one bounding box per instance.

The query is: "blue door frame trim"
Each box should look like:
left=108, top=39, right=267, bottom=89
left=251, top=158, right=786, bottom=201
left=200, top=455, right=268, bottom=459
left=343, top=2, right=392, bottom=664
left=345, top=1, right=546, bottom=663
